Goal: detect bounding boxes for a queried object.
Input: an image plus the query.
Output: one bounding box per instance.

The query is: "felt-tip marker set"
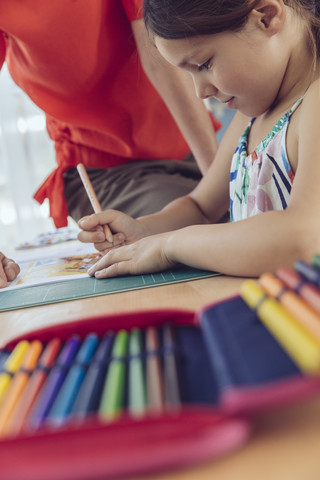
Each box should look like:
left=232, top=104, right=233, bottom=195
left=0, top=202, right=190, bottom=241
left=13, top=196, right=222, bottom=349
left=1, top=255, right=320, bottom=480
left=0, top=325, right=181, bottom=437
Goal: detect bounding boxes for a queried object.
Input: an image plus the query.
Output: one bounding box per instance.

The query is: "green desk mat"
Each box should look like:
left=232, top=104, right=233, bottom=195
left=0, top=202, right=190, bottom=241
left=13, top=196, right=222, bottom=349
left=0, top=267, right=220, bottom=312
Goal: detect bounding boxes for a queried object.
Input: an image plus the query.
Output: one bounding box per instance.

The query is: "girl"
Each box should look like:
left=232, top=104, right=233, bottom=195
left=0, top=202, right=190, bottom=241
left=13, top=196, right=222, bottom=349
left=78, top=0, right=320, bottom=278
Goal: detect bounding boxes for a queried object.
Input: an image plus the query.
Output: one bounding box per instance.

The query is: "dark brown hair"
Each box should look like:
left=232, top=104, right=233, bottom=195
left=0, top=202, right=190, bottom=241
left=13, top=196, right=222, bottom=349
left=143, top=0, right=320, bottom=55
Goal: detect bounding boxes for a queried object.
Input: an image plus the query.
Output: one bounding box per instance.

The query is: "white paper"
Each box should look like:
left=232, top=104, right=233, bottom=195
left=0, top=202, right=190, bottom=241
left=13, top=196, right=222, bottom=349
left=2, top=242, right=100, bottom=291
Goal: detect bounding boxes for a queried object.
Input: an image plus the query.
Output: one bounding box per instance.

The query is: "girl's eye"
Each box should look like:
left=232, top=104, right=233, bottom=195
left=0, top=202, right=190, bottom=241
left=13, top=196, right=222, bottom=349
left=197, top=59, right=211, bottom=72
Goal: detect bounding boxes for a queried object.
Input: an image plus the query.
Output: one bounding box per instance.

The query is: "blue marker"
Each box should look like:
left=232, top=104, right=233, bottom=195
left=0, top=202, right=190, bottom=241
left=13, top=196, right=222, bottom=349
left=295, top=260, right=320, bottom=288
left=30, top=335, right=81, bottom=428
left=47, top=333, right=99, bottom=425
left=71, top=332, right=114, bottom=419
left=0, top=350, right=10, bottom=371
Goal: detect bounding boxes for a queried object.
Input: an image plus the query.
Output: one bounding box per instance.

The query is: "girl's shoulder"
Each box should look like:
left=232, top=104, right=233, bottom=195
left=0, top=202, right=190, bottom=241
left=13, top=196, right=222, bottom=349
left=296, top=78, right=320, bottom=136
left=305, top=77, right=320, bottom=95
left=289, top=78, right=320, bottom=173
left=299, top=78, right=320, bottom=115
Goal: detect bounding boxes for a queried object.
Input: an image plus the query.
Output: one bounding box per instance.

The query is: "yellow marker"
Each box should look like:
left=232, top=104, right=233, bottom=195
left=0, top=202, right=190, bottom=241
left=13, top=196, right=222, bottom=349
left=0, top=340, right=43, bottom=435
left=259, top=272, right=320, bottom=340
left=241, top=280, right=320, bottom=374
left=0, top=341, right=29, bottom=404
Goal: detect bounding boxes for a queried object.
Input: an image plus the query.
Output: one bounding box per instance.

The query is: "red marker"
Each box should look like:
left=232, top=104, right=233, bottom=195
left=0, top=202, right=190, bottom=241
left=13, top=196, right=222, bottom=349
left=276, top=266, right=320, bottom=314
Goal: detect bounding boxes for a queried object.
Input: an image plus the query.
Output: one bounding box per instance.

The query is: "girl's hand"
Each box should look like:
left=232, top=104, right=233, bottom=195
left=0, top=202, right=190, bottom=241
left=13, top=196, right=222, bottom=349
left=78, top=209, right=152, bottom=252
left=87, top=233, right=176, bottom=278
left=0, top=253, right=20, bottom=288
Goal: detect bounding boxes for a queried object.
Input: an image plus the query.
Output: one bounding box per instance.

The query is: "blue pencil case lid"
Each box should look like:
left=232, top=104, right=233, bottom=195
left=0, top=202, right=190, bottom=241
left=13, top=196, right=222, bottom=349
left=197, top=296, right=320, bottom=412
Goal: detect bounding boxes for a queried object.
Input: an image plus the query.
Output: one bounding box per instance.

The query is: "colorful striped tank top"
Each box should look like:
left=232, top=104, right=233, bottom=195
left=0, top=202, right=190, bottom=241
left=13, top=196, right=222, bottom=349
left=229, top=98, right=303, bottom=222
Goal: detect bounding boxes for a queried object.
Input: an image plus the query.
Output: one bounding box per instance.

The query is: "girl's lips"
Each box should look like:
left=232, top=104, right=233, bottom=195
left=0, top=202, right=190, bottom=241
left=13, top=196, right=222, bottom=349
left=224, top=96, right=235, bottom=109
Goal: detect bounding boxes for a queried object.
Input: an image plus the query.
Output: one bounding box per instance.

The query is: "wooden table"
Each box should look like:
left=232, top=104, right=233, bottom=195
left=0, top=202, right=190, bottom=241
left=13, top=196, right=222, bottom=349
left=0, top=274, right=243, bottom=345
left=1, top=273, right=320, bottom=480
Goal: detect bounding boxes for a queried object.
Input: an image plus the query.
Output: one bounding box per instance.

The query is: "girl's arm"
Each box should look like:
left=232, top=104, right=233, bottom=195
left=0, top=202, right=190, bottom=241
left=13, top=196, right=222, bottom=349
left=153, top=82, right=320, bottom=276
left=87, top=82, right=320, bottom=278
left=78, top=111, right=246, bottom=250
left=137, top=109, right=248, bottom=231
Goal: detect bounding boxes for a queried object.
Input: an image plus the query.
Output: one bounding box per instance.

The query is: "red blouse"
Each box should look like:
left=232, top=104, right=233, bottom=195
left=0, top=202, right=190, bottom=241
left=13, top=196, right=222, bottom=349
left=0, top=1, right=220, bottom=226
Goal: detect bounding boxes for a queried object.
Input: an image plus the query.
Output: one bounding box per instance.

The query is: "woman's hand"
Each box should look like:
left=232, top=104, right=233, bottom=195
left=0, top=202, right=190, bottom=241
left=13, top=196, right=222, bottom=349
left=87, top=232, right=177, bottom=278
left=0, top=253, right=20, bottom=288
left=78, top=209, right=152, bottom=252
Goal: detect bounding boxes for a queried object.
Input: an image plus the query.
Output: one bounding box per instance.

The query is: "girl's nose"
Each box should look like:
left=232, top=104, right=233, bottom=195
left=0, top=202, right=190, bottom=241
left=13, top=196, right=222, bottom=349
left=193, top=77, right=217, bottom=100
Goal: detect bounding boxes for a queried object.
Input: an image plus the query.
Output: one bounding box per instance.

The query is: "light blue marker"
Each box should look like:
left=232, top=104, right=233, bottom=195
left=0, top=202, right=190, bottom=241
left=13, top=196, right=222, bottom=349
left=47, top=333, right=99, bottom=425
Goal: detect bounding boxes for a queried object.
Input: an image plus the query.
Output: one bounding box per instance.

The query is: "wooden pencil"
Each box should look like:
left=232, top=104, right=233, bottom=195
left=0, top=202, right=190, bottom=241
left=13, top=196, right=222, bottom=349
left=76, top=163, right=113, bottom=245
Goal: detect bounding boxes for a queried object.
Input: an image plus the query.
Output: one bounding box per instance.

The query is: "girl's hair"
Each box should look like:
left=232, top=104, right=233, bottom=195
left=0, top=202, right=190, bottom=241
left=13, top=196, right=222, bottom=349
left=143, top=0, right=320, bottom=56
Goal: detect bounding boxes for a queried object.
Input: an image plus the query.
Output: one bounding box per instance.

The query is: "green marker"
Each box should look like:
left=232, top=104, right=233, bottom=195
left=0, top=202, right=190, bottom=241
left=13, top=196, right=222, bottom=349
left=98, top=330, right=128, bottom=421
left=128, top=329, right=146, bottom=416
left=313, top=254, right=320, bottom=271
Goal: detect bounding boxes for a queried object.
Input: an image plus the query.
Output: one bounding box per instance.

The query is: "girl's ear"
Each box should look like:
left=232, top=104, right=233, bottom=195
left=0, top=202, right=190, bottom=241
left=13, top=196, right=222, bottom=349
left=250, top=0, right=285, bottom=36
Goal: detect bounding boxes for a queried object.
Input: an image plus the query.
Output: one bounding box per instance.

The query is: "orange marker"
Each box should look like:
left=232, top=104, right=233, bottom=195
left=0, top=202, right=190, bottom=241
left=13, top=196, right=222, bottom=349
left=0, top=340, right=43, bottom=435
left=259, top=272, right=320, bottom=341
left=5, top=338, right=61, bottom=436
left=77, top=163, right=114, bottom=245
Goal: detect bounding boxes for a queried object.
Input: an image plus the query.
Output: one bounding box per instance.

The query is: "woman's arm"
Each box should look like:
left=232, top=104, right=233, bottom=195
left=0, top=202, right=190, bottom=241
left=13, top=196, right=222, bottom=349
left=131, top=18, right=218, bottom=174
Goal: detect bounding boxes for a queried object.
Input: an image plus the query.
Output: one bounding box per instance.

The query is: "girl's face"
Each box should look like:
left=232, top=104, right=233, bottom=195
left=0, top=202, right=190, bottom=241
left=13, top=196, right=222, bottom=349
left=155, top=17, right=291, bottom=118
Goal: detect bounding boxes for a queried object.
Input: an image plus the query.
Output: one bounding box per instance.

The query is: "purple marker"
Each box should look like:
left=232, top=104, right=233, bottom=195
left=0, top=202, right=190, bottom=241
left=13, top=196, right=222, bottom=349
left=30, top=335, right=81, bottom=428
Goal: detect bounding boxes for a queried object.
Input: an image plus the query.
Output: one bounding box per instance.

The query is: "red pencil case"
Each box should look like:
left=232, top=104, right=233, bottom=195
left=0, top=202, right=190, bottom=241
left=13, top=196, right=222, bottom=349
left=1, top=296, right=320, bottom=480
